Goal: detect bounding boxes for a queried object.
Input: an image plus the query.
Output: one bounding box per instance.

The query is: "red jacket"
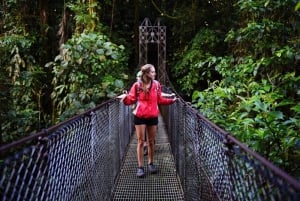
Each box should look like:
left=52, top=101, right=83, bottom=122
left=123, top=80, right=175, bottom=118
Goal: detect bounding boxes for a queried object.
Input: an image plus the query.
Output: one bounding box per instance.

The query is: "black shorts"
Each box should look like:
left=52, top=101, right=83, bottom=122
left=134, top=116, right=158, bottom=125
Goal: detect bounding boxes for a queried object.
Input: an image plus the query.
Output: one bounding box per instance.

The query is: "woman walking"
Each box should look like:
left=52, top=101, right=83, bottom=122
left=118, top=64, right=177, bottom=177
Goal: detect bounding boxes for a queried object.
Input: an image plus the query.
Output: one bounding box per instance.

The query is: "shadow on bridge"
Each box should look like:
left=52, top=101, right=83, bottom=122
left=1, top=92, right=300, bottom=201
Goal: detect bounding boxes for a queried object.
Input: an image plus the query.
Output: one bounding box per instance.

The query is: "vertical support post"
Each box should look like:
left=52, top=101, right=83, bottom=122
left=90, top=111, right=98, bottom=200
left=109, top=103, right=120, bottom=188
left=139, top=18, right=166, bottom=85
left=157, top=22, right=166, bottom=85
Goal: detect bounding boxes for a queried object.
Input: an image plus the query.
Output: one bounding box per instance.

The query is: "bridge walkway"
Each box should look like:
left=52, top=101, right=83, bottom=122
left=112, top=116, right=185, bottom=200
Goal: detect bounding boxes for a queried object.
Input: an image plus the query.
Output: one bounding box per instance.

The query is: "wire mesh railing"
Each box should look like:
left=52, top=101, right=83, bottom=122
left=1, top=93, right=300, bottom=201
left=0, top=99, right=134, bottom=201
left=160, top=97, right=300, bottom=201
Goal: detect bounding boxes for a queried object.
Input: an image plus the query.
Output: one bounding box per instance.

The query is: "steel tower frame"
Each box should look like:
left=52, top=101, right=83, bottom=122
left=139, top=18, right=166, bottom=85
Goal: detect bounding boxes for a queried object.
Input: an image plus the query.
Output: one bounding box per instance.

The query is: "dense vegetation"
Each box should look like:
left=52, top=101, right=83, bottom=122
left=0, top=0, right=299, bottom=177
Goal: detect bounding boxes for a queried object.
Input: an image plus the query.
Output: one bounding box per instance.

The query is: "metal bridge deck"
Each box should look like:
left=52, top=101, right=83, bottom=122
left=112, top=116, right=185, bottom=200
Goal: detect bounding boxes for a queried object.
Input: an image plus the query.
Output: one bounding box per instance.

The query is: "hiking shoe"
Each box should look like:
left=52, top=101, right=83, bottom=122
left=144, top=146, right=148, bottom=156
left=148, top=163, right=157, bottom=174
left=137, top=167, right=145, bottom=178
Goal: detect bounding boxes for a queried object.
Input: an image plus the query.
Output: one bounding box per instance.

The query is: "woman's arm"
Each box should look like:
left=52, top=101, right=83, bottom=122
left=121, top=82, right=139, bottom=105
left=156, top=82, right=177, bottom=105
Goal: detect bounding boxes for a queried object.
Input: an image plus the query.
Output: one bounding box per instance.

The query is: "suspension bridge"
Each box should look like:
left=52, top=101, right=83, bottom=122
left=1, top=18, right=300, bottom=200
left=1, top=91, right=300, bottom=200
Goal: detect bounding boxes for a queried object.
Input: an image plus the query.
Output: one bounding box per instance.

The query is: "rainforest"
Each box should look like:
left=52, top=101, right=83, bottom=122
left=1, top=0, right=299, bottom=178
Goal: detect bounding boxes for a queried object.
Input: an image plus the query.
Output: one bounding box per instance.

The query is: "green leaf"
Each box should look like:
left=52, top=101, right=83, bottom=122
left=254, top=100, right=269, bottom=112
left=295, top=2, right=300, bottom=11
left=268, top=111, right=284, bottom=120
left=114, top=79, right=124, bottom=88
left=291, top=105, right=300, bottom=113
left=45, top=62, right=54, bottom=68
left=96, top=49, right=104, bottom=54
left=276, top=99, right=294, bottom=107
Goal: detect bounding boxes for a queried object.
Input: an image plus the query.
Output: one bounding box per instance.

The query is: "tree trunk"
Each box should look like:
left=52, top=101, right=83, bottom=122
left=58, top=7, right=69, bottom=50
left=134, top=0, right=140, bottom=68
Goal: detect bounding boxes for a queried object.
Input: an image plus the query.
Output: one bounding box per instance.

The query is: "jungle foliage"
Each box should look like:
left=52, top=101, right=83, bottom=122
left=0, top=0, right=130, bottom=143
left=179, top=1, right=300, bottom=176
left=0, top=0, right=299, bottom=177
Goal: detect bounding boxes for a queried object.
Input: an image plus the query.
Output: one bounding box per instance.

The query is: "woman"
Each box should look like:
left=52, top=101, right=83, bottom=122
left=135, top=70, right=175, bottom=157
left=118, top=64, right=177, bottom=177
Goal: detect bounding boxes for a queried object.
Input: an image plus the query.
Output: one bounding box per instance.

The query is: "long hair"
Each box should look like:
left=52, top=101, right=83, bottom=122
left=140, top=64, right=154, bottom=92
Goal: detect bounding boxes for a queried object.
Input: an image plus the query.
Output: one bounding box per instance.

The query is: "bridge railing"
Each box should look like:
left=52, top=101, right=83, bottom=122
left=1, top=94, right=300, bottom=201
left=0, top=99, right=134, bottom=201
left=160, top=96, right=300, bottom=201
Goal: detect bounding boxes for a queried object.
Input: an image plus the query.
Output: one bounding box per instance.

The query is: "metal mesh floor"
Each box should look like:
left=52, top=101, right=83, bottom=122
left=112, top=117, right=185, bottom=200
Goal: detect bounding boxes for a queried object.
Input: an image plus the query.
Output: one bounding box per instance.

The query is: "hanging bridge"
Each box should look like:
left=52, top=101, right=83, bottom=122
left=1, top=85, right=300, bottom=200
left=1, top=18, right=300, bottom=200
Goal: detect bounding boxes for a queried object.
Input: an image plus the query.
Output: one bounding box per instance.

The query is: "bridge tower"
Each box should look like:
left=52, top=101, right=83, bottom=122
left=139, top=18, right=167, bottom=85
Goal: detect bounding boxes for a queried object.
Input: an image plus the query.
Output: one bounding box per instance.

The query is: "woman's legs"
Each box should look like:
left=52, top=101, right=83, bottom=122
left=134, top=117, right=158, bottom=176
left=135, top=124, right=146, bottom=168
left=146, top=125, right=157, bottom=164
left=143, top=128, right=148, bottom=155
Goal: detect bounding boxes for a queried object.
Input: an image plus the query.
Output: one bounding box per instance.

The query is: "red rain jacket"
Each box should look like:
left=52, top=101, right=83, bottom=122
left=123, top=80, right=175, bottom=119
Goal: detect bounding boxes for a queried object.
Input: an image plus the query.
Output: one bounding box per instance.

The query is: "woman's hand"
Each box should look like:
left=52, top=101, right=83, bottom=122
left=162, top=92, right=175, bottom=98
left=116, top=94, right=127, bottom=99
left=116, top=91, right=127, bottom=102
left=116, top=90, right=128, bottom=99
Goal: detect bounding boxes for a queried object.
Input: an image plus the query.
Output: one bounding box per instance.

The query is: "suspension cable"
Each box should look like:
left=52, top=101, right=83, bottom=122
left=151, top=0, right=183, bottom=20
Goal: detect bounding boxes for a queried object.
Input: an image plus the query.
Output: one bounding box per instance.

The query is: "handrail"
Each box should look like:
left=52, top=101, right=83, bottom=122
left=179, top=98, right=300, bottom=191
left=0, top=98, right=115, bottom=153
left=1, top=92, right=299, bottom=201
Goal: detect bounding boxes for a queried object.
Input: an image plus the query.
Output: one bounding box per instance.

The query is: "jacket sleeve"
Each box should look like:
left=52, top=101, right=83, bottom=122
left=123, top=82, right=138, bottom=105
left=156, top=82, right=175, bottom=105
